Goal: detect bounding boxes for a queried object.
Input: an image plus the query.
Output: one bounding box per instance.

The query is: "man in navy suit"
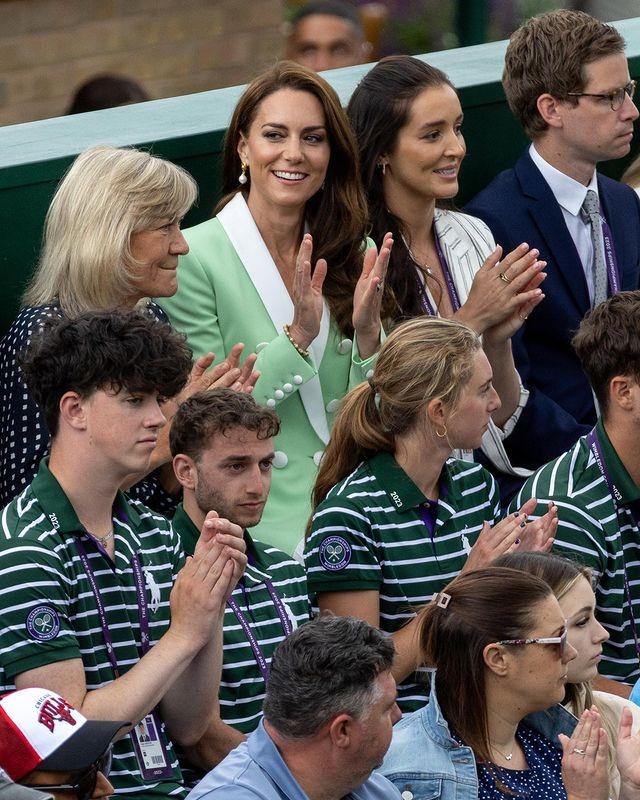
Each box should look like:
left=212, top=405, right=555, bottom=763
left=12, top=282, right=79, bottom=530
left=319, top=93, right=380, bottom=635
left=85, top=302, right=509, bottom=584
left=467, top=10, right=640, bottom=497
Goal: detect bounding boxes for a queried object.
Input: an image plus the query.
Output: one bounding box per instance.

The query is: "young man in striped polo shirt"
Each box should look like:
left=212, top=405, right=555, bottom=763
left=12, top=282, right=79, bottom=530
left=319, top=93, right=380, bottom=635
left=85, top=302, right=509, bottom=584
left=513, top=291, right=640, bottom=697
left=169, top=389, right=308, bottom=774
left=0, top=311, right=247, bottom=800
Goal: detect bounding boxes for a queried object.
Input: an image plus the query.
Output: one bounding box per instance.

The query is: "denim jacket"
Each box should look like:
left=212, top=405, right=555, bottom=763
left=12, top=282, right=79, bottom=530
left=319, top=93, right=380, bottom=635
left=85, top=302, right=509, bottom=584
left=380, top=677, right=577, bottom=800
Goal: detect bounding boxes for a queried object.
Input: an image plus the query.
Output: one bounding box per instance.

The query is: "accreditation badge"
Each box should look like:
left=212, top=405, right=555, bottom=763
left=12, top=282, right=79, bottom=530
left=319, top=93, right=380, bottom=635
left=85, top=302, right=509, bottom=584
left=131, top=711, right=174, bottom=780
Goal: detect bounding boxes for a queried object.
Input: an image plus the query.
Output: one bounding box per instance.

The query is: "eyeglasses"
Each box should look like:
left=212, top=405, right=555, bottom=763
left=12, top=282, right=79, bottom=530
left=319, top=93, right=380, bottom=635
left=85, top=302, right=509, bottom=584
left=567, top=80, right=636, bottom=111
left=496, top=626, right=568, bottom=659
left=25, top=747, right=112, bottom=800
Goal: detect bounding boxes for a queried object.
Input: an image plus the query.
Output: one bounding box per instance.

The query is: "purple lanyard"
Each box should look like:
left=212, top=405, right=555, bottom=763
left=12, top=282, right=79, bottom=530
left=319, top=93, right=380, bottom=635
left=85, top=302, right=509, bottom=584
left=600, top=216, right=620, bottom=295
left=226, top=570, right=294, bottom=683
left=75, top=538, right=150, bottom=679
left=587, top=429, right=640, bottom=663
left=415, top=223, right=461, bottom=316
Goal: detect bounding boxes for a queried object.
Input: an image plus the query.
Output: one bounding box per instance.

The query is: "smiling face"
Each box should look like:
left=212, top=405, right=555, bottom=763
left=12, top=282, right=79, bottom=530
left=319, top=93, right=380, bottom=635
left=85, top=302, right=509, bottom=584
left=552, top=52, right=639, bottom=178
left=444, top=349, right=501, bottom=450
left=382, top=83, right=466, bottom=212
left=129, top=218, right=189, bottom=303
left=558, top=575, right=609, bottom=684
left=238, top=88, right=331, bottom=217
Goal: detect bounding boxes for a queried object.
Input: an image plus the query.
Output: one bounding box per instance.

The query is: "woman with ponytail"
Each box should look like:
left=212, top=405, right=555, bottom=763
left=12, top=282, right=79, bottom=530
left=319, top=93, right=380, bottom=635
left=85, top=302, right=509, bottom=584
left=304, top=317, right=557, bottom=712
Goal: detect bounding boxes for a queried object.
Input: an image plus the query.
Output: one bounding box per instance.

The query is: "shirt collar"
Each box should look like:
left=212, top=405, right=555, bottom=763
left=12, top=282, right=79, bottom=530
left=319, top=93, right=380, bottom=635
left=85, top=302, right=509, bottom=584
left=30, top=458, right=141, bottom=534
left=368, top=451, right=448, bottom=512
left=247, top=721, right=309, bottom=800
left=596, top=419, right=640, bottom=505
left=529, top=143, right=599, bottom=217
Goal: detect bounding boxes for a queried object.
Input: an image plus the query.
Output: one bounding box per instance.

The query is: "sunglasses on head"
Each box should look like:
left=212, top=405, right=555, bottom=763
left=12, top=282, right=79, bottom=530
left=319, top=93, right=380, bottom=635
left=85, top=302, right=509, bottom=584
left=25, top=746, right=112, bottom=800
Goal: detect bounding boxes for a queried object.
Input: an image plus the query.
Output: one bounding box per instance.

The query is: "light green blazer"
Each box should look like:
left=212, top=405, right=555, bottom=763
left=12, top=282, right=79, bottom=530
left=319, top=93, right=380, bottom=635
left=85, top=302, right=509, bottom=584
left=158, top=193, right=377, bottom=555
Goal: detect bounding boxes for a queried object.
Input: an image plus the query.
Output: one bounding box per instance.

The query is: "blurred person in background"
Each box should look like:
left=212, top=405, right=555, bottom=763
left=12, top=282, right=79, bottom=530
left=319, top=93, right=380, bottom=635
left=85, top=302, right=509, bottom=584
left=285, top=1, right=372, bottom=71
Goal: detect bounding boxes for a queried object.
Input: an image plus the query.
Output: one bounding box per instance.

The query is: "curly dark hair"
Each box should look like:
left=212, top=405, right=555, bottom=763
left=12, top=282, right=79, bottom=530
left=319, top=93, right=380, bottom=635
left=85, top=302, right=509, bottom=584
left=19, top=310, right=193, bottom=436
left=170, top=388, right=280, bottom=461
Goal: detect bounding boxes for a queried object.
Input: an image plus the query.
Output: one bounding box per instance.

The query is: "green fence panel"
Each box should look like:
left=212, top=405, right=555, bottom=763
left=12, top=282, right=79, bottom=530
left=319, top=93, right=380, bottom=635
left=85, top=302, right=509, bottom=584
left=1, top=16, right=639, bottom=335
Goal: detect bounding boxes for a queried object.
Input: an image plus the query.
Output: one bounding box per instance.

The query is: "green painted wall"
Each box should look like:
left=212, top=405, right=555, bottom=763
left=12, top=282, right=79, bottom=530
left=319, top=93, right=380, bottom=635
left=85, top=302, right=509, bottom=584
left=1, top=17, right=639, bottom=335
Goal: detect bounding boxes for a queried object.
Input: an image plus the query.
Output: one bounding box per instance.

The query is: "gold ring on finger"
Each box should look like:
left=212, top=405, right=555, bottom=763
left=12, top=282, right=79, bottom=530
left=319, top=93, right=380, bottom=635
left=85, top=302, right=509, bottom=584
left=499, top=271, right=511, bottom=284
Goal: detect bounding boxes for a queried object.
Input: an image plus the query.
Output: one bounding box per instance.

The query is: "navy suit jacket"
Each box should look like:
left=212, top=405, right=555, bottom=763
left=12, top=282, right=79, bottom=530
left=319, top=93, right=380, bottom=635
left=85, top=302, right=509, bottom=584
left=466, top=149, right=640, bottom=472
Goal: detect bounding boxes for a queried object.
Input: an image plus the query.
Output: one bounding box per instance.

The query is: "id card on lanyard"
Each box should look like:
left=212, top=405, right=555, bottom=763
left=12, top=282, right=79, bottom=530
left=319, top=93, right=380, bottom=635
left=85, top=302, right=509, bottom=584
left=587, top=429, right=640, bottom=668
left=75, top=538, right=174, bottom=780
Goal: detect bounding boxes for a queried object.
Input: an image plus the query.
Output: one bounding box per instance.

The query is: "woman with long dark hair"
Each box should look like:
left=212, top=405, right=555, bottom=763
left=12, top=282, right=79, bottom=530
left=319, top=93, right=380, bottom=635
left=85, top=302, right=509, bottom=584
left=160, top=62, right=391, bottom=554
left=348, top=55, right=544, bottom=483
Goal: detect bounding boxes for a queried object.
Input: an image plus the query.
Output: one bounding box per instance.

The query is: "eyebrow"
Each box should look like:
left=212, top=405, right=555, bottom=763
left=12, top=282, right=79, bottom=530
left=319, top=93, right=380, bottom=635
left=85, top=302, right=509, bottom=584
left=569, top=605, right=593, bottom=617
left=417, top=114, right=464, bottom=132
left=219, top=452, right=275, bottom=463
left=261, top=123, right=327, bottom=133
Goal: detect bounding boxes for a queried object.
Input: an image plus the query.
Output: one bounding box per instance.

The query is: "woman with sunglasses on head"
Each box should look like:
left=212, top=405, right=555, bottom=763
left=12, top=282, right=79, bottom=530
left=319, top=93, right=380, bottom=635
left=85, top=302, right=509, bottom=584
left=495, top=551, right=640, bottom=798
left=0, top=688, right=124, bottom=800
left=159, top=61, right=391, bottom=554
left=347, top=55, right=547, bottom=494
left=304, top=317, right=557, bottom=713
left=380, top=566, right=640, bottom=800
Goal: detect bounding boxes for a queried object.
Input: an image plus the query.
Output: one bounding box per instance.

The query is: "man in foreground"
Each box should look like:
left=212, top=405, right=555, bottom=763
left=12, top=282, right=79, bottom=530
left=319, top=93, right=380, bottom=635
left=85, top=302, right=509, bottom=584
left=187, top=615, right=402, bottom=800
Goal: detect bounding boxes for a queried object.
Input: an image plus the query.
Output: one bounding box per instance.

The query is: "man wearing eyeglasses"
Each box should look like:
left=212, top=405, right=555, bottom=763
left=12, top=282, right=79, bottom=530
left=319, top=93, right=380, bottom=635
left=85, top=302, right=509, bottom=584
left=0, top=688, right=124, bottom=800
left=467, top=9, right=640, bottom=505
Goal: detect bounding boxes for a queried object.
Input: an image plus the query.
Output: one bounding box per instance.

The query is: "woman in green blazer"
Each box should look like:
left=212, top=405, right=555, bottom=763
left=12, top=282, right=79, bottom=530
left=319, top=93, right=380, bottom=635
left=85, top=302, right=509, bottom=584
left=159, top=62, right=392, bottom=554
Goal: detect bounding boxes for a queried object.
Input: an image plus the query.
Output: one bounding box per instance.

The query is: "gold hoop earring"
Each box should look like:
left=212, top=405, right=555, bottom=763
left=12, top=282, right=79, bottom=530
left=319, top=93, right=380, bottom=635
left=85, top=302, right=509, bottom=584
left=435, top=424, right=447, bottom=439
left=238, top=161, right=248, bottom=185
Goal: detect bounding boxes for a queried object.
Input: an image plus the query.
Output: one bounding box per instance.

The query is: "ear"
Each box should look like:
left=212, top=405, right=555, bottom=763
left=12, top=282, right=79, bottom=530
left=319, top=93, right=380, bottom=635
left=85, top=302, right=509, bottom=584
left=609, top=375, right=635, bottom=411
left=426, top=397, right=446, bottom=428
left=327, top=713, right=354, bottom=750
left=536, top=93, right=565, bottom=129
left=237, top=134, right=248, bottom=164
left=483, top=642, right=510, bottom=677
left=58, top=391, right=88, bottom=431
left=173, top=453, right=198, bottom=491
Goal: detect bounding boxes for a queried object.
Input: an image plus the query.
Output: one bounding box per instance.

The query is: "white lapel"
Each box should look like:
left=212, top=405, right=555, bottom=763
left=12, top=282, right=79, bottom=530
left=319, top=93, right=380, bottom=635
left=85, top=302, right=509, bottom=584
left=217, top=193, right=331, bottom=444
left=433, top=209, right=475, bottom=301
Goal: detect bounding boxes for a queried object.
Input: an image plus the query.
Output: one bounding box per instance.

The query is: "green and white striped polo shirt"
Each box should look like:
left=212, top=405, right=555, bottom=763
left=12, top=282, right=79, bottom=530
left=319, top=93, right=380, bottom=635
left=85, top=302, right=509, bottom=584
left=304, top=451, right=500, bottom=713
left=0, top=460, right=187, bottom=800
left=512, top=419, right=640, bottom=686
left=173, top=505, right=309, bottom=733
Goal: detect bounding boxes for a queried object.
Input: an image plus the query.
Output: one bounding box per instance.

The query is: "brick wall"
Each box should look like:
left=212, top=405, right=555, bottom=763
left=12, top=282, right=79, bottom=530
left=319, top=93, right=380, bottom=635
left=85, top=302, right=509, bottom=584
left=0, top=0, right=285, bottom=126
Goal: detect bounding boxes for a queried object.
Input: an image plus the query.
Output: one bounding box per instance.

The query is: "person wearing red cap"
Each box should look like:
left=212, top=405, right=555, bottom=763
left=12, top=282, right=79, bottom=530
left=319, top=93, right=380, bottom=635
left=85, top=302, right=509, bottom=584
left=0, top=688, right=125, bottom=800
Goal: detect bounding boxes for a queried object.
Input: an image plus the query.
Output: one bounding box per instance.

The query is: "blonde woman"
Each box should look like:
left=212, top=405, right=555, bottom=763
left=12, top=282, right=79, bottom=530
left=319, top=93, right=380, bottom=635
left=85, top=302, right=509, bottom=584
left=0, top=145, right=256, bottom=510
left=304, top=317, right=557, bottom=712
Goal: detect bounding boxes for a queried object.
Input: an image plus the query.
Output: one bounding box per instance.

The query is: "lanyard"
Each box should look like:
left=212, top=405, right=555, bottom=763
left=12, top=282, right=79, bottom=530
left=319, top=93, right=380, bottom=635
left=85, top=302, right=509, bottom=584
left=599, top=216, right=620, bottom=295
left=75, top=538, right=150, bottom=679
left=226, top=564, right=294, bottom=683
left=587, top=429, right=640, bottom=662
left=413, top=223, right=461, bottom=316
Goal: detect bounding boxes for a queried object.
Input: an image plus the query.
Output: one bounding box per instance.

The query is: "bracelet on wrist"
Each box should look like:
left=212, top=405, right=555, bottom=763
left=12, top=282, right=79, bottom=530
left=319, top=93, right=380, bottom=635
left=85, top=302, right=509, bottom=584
left=283, top=324, right=310, bottom=357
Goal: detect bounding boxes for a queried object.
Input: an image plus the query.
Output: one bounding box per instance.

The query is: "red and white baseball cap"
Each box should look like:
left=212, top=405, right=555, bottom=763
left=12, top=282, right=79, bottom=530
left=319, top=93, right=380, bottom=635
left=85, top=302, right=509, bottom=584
left=0, top=689, right=127, bottom=782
